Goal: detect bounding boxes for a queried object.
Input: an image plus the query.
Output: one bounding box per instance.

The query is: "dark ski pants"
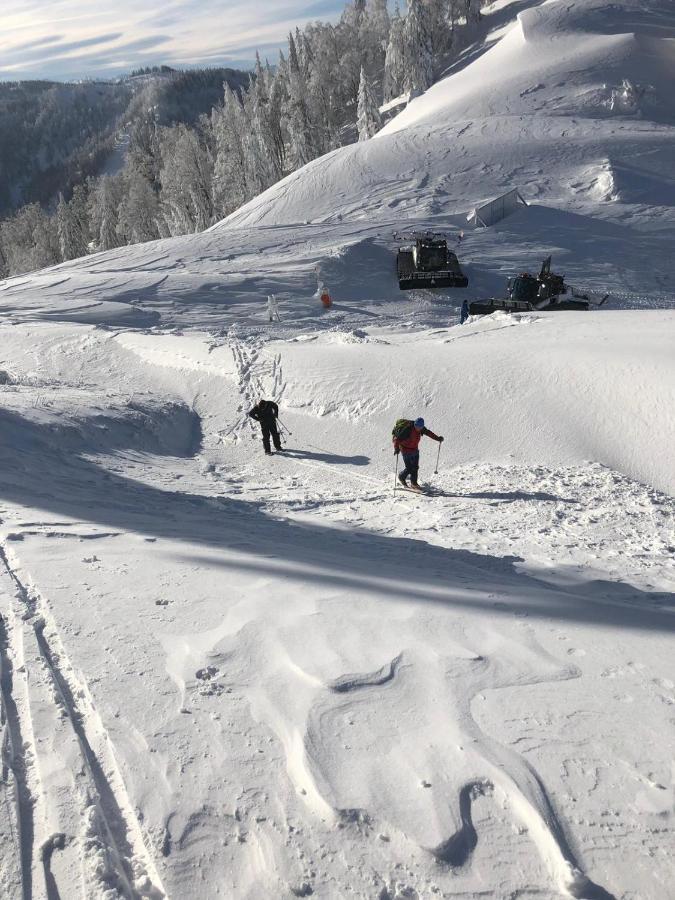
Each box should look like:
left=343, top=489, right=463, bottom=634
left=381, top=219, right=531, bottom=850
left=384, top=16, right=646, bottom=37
left=400, top=451, right=419, bottom=484
left=261, top=421, right=281, bottom=453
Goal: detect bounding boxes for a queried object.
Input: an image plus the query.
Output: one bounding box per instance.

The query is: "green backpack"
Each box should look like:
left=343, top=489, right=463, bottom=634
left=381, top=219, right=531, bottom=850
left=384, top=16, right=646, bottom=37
left=392, top=418, right=414, bottom=440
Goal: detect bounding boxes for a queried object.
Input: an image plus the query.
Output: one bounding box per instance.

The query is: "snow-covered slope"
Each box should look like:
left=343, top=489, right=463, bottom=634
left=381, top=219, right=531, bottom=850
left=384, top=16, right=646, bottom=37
left=0, top=310, right=673, bottom=900
left=220, top=0, right=675, bottom=228
left=0, top=2, right=674, bottom=899
left=383, top=0, right=675, bottom=130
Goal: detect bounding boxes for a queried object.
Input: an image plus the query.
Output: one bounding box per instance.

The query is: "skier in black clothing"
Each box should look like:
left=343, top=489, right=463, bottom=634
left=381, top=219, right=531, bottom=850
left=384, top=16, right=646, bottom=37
left=248, top=399, right=283, bottom=455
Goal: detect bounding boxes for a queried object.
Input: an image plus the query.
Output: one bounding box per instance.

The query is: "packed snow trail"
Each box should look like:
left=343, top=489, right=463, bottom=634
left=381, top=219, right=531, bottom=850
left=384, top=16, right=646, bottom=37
left=0, top=598, right=30, bottom=900
left=0, top=540, right=167, bottom=900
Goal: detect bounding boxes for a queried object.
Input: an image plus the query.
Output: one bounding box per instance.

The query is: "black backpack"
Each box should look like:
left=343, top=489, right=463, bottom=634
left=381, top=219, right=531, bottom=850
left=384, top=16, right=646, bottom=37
left=392, top=418, right=414, bottom=440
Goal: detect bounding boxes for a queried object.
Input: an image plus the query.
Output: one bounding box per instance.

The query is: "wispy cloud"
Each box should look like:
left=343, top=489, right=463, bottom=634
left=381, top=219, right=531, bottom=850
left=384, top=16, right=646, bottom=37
left=1, top=33, right=125, bottom=68
left=0, top=1, right=348, bottom=81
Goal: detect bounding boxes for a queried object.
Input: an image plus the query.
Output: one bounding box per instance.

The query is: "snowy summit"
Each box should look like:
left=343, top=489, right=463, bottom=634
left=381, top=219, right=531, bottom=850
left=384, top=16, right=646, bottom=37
left=0, top=1, right=673, bottom=899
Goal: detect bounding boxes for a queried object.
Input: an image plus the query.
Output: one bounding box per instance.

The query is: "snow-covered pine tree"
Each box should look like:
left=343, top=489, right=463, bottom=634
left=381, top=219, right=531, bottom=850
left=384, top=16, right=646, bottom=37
left=211, top=87, right=249, bottom=217
left=302, top=23, right=344, bottom=154
left=423, top=0, right=452, bottom=56
left=337, top=3, right=371, bottom=103
left=342, top=0, right=367, bottom=29
left=464, top=0, right=482, bottom=25
left=242, top=88, right=275, bottom=196
left=287, top=33, right=317, bottom=168
left=0, top=241, right=8, bottom=279
left=403, top=0, right=434, bottom=95
left=55, top=193, right=70, bottom=259
left=384, top=5, right=406, bottom=102
left=90, top=176, right=121, bottom=251
left=69, top=183, right=91, bottom=249
left=128, top=115, right=161, bottom=188
left=0, top=203, right=59, bottom=274
left=359, top=0, right=391, bottom=78
left=267, top=57, right=289, bottom=176
left=367, top=0, right=391, bottom=46
left=116, top=171, right=161, bottom=244
left=56, top=192, right=87, bottom=261
left=295, top=27, right=314, bottom=82
left=249, top=54, right=284, bottom=185
left=159, top=124, right=214, bottom=235
left=357, top=67, right=383, bottom=140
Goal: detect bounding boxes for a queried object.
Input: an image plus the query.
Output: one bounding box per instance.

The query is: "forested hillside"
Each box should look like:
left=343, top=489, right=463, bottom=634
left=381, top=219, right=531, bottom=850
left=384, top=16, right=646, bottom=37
left=0, top=81, right=129, bottom=216
left=0, top=0, right=485, bottom=279
left=0, top=67, right=249, bottom=275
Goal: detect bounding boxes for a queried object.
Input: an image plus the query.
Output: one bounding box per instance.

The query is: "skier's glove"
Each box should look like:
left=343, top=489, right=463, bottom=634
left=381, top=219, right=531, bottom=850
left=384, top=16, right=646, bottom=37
left=394, top=448, right=400, bottom=455
left=438, top=436, right=444, bottom=442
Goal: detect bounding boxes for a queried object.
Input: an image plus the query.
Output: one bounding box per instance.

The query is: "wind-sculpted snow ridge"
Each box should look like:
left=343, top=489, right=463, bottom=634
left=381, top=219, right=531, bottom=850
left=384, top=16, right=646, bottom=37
left=270, top=313, right=675, bottom=495
left=301, top=640, right=616, bottom=899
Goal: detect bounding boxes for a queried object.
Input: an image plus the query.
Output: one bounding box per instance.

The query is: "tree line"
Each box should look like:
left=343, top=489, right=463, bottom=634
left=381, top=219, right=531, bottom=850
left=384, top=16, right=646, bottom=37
left=0, top=0, right=486, bottom=279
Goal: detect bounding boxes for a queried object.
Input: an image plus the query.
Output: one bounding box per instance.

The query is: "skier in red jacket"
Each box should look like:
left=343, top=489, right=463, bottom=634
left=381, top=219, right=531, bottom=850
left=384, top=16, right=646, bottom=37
left=393, top=417, right=443, bottom=489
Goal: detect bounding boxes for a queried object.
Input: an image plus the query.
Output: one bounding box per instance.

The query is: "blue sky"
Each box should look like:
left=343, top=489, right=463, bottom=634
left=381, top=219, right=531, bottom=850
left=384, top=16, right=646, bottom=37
left=0, top=1, right=350, bottom=81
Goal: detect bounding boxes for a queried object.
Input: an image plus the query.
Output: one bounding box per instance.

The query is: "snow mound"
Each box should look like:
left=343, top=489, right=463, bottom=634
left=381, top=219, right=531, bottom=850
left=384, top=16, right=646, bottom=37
left=0, top=396, right=202, bottom=460
left=271, top=311, right=675, bottom=495
left=384, top=0, right=675, bottom=131
left=211, top=0, right=675, bottom=237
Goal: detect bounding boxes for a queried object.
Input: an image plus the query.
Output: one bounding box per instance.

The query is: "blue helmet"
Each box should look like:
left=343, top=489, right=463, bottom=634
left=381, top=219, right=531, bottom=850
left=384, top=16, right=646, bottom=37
left=414, top=417, right=425, bottom=429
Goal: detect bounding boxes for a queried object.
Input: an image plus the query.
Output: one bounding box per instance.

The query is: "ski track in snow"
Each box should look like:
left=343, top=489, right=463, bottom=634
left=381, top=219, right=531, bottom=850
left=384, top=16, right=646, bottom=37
left=225, top=334, right=284, bottom=445
left=0, top=541, right=166, bottom=899
left=0, top=597, right=31, bottom=899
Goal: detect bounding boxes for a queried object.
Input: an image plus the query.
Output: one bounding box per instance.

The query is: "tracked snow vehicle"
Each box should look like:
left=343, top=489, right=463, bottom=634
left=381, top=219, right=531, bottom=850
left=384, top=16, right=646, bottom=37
left=469, top=256, right=608, bottom=316
left=522, top=255, right=594, bottom=310
left=469, top=298, right=533, bottom=315
left=397, top=233, right=468, bottom=290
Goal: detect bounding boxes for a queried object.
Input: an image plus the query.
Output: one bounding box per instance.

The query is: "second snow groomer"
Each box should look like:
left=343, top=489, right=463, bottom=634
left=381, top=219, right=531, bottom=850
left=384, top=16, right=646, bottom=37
left=393, top=417, right=443, bottom=490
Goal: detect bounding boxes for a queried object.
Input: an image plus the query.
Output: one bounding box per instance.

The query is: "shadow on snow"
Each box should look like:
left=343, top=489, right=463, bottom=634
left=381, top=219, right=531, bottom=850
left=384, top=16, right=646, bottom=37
left=0, top=407, right=671, bottom=636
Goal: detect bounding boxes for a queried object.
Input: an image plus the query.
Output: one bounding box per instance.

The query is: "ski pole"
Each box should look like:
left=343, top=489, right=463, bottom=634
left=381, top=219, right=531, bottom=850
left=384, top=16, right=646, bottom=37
left=434, top=442, right=442, bottom=475
left=394, top=452, right=399, bottom=494
left=278, top=418, right=292, bottom=436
